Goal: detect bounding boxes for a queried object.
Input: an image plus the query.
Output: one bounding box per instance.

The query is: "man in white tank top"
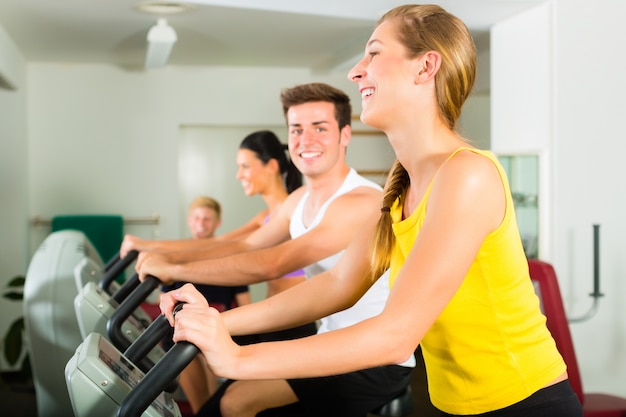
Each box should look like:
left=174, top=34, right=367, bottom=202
left=289, top=167, right=393, bottom=336
left=129, top=83, right=415, bottom=417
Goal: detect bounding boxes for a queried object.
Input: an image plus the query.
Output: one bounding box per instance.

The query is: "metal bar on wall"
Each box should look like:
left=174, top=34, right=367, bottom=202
left=31, top=214, right=160, bottom=227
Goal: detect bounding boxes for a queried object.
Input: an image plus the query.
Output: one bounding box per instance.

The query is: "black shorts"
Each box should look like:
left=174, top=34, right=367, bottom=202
left=233, top=322, right=318, bottom=346
left=440, top=380, right=583, bottom=417
left=284, top=365, right=413, bottom=417
left=197, top=365, right=413, bottom=417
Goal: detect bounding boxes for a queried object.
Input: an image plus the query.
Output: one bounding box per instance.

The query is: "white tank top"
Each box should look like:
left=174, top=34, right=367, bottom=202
left=289, top=168, right=416, bottom=368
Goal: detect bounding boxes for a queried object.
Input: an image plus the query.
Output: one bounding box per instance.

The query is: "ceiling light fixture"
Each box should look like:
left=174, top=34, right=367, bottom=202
left=135, top=1, right=195, bottom=15
left=145, top=18, right=177, bottom=69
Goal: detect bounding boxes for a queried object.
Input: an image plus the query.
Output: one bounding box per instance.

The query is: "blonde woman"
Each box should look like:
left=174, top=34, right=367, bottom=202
left=163, top=4, right=582, bottom=417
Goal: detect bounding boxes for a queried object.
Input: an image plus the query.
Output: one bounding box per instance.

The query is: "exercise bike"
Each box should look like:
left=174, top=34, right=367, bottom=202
left=66, top=283, right=198, bottom=417
left=73, top=251, right=167, bottom=369
left=24, top=230, right=104, bottom=417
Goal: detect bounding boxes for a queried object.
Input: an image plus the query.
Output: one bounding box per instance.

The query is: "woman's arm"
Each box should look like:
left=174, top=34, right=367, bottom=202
left=168, top=152, right=507, bottom=380
left=119, top=208, right=268, bottom=259
left=214, top=209, right=269, bottom=242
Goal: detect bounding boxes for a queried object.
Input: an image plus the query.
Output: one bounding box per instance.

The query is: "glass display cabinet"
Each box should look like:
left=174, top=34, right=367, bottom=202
left=498, top=154, right=539, bottom=259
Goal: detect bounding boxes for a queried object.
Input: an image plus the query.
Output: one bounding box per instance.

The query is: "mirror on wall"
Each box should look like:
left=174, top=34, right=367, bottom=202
left=497, top=154, right=539, bottom=259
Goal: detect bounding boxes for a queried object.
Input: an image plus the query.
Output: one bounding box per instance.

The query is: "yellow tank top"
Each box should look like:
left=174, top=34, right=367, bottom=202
left=388, top=148, right=565, bottom=414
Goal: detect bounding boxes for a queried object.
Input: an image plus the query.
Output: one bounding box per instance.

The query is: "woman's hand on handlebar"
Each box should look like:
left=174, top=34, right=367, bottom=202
left=159, top=283, right=206, bottom=325
left=160, top=284, right=241, bottom=378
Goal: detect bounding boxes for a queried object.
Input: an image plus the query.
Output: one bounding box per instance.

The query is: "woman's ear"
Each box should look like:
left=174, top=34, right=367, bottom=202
left=266, top=157, right=280, bottom=173
left=340, top=124, right=352, bottom=148
left=414, top=51, right=442, bottom=83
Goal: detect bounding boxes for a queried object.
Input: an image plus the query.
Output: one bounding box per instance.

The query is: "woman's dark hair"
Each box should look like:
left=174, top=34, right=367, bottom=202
left=239, top=130, right=303, bottom=193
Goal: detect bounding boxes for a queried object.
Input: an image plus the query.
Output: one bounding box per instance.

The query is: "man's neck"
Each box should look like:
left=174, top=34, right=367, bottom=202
left=304, top=163, right=351, bottom=208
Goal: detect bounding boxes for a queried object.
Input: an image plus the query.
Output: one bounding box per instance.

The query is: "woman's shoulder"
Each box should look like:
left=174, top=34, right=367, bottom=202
left=440, top=147, right=500, bottom=183
left=431, top=147, right=505, bottom=229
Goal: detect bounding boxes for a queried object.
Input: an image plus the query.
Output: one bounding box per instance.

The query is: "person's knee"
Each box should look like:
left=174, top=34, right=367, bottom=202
left=220, top=382, right=253, bottom=417
left=220, top=379, right=297, bottom=417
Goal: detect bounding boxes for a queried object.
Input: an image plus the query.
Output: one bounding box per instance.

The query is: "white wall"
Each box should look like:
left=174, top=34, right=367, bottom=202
left=458, top=92, right=490, bottom=150
left=0, top=24, right=27, bottom=368
left=24, top=65, right=388, bottom=307
left=491, top=1, right=553, bottom=261
left=551, top=0, right=626, bottom=395
left=492, top=0, right=626, bottom=396
left=26, top=64, right=360, bottom=252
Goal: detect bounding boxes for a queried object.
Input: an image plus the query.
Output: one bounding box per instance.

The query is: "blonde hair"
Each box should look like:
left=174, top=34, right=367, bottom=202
left=189, top=196, right=222, bottom=220
left=367, top=4, right=477, bottom=282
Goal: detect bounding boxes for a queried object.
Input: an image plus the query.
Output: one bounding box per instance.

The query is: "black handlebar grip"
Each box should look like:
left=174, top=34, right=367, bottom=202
left=106, top=275, right=160, bottom=354
left=110, top=273, right=141, bottom=305
left=103, top=250, right=121, bottom=272
left=117, top=341, right=200, bottom=417
left=99, top=250, right=139, bottom=295
left=123, top=314, right=170, bottom=365
left=123, top=313, right=178, bottom=391
left=122, top=303, right=187, bottom=379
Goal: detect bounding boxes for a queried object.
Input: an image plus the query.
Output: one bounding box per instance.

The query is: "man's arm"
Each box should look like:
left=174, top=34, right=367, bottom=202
left=159, top=206, right=379, bottom=346
left=138, top=186, right=382, bottom=286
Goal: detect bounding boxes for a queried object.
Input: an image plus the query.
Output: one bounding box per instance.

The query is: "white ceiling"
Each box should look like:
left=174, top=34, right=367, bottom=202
left=0, top=0, right=544, bottom=71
